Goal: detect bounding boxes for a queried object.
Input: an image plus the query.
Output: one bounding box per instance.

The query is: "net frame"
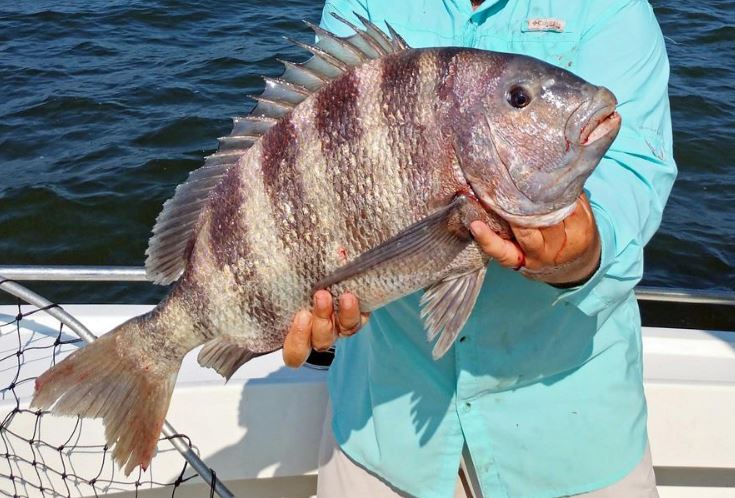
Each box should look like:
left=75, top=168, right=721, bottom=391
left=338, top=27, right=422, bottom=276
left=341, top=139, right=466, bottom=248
left=0, top=276, right=234, bottom=498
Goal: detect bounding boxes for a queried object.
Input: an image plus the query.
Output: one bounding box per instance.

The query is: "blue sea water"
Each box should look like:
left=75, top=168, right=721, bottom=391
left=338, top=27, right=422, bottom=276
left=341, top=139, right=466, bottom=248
left=0, top=1, right=733, bottom=303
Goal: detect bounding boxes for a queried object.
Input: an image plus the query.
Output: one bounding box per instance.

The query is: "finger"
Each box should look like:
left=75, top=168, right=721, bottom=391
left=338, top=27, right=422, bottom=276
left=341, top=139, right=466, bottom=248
left=511, top=225, right=545, bottom=261
left=337, top=293, right=363, bottom=336
left=283, top=310, right=313, bottom=368
left=470, top=221, right=525, bottom=269
left=344, top=312, right=371, bottom=337
left=312, top=290, right=337, bottom=351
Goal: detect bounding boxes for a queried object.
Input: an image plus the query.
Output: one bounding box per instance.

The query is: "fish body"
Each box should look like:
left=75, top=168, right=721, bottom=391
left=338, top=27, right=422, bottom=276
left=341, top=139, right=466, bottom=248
left=170, top=48, right=501, bottom=355
left=32, top=18, right=621, bottom=474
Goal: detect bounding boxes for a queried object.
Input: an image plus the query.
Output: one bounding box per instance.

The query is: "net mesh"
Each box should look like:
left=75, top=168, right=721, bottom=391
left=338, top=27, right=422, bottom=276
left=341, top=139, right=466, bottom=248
left=0, top=288, right=218, bottom=498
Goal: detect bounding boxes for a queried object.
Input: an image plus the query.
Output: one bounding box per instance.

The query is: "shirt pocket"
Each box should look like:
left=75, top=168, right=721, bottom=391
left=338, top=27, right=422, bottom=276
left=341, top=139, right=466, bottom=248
left=509, top=27, right=580, bottom=70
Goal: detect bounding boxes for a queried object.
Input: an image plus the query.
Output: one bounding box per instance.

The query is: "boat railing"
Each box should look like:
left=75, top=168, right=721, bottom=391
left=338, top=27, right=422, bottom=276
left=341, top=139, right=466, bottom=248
left=0, top=265, right=733, bottom=306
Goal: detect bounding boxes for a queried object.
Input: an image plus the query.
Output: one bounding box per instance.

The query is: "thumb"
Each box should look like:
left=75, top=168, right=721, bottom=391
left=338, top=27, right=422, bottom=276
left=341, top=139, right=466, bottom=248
left=470, top=221, right=525, bottom=269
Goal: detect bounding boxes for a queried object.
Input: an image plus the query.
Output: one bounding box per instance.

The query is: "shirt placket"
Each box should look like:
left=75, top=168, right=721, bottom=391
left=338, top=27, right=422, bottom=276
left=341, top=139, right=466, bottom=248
left=454, top=325, right=510, bottom=497
left=454, top=9, right=512, bottom=494
left=462, top=15, right=479, bottom=46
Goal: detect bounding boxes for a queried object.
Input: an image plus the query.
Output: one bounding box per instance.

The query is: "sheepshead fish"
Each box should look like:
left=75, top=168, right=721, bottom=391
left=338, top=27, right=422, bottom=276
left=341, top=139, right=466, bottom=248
left=32, top=15, right=621, bottom=474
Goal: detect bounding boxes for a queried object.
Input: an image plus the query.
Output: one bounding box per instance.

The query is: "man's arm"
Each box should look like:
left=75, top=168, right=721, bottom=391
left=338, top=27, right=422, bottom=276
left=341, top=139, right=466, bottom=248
left=471, top=1, right=676, bottom=301
left=554, top=0, right=677, bottom=315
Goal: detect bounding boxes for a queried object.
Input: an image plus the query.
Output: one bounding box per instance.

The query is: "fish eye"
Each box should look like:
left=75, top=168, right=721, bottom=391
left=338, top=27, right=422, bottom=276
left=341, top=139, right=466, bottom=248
left=507, top=86, right=531, bottom=109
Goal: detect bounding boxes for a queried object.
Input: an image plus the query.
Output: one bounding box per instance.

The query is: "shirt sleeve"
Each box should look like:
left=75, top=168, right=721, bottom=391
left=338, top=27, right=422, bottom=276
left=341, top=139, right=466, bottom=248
left=320, top=0, right=370, bottom=35
left=556, top=0, right=677, bottom=316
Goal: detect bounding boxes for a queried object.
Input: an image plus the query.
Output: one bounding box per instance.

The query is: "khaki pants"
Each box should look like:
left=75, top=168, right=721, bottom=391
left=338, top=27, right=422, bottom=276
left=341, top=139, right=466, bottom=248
left=317, top=404, right=659, bottom=498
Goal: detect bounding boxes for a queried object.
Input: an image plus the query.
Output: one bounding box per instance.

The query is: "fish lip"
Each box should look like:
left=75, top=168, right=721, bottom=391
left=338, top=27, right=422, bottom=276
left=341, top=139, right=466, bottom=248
left=577, top=105, right=620, bottom=146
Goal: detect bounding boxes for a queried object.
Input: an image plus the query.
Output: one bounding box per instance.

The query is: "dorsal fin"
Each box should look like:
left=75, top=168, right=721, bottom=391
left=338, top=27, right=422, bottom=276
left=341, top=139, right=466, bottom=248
left=384, top=22, right=409, bottom=51
left=145, top=15, right=410, bottom=284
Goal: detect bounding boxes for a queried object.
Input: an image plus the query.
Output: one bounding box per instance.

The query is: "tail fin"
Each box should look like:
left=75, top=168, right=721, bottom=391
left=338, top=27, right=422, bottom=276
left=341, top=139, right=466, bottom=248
left=32, top=314, right=182, bottom=475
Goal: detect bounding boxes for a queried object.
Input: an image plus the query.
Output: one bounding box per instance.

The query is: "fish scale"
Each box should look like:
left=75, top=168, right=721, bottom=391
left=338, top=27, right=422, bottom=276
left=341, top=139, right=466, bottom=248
left=31, top=15, right=620, bottom=475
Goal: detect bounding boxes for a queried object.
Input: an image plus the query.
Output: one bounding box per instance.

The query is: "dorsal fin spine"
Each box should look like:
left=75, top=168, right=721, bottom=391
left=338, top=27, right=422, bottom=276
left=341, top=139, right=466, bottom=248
left=304, top=20, right=368, bottom=63
left=354, top=13, right=394, bottom=53
left=277, top=59, right=330, bottom=91
left=285, top=37, right=351, bottom=72
left=262, top=76, right=310, bottom=97
left=329, top=13, right=388, bottom=57
left=248, top=95, right=296, bottom=109
left=277, top=58, right=328, bottom=80
left=385, top=22, right=409, bottom=50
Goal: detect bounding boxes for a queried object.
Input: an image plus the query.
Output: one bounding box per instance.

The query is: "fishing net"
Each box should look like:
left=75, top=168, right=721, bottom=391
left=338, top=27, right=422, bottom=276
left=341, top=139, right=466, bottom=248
left=0, top=279, right=224, bottom=498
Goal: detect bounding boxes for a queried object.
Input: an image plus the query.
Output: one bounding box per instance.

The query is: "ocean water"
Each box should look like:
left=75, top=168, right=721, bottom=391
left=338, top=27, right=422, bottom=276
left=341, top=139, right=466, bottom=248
left=0, top=1, right=733, bottom=304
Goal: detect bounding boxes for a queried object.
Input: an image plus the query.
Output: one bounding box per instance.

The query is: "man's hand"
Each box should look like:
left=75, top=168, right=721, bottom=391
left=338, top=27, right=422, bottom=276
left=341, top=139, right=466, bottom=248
left=283, top=290, right=369, bottom=367
left=469, top=194, right=601, bottom=286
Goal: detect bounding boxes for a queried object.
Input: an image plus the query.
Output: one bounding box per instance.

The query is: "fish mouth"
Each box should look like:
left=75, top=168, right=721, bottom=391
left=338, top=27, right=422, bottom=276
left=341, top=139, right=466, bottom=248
left=579, top=107, right=621, bottom=146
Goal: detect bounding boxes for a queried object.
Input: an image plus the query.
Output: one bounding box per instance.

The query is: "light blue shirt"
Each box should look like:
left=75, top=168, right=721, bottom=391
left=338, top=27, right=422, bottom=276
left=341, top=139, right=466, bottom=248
left=320, top=1, right=677, bottom=497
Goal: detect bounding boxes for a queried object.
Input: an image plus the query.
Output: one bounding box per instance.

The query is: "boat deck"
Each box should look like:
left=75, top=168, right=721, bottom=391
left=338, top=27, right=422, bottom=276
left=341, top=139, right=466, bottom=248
left=1, top=304, right=733, bottom=497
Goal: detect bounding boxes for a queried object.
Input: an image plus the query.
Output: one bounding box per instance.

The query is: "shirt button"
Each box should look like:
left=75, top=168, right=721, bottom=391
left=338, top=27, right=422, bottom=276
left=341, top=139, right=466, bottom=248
left=462, top=402, right=472, bottom=414
left=459, top=336, right=467, bottom=343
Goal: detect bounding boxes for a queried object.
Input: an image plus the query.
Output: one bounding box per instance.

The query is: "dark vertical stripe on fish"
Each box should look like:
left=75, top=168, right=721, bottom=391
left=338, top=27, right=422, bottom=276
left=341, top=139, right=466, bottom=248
left=314, top=69, right=383, bottom=254
left=222, top=119, right=306, bottom=330
left=379, top=50, right=422, bottom=118
left=209, top=167, right=247, bottom=268
left=435, top=48, right=463, bottom=101
left=315, top=69, right=361, bottom=152
left=260, top=116, right=327, bottom=284
left=313, top=69, right=369, bottom=261
left=260, top=116, right=305, bottom=239
left=174, top=232, right=216, bottom=340
left=204, top=163, right=281, bottom=334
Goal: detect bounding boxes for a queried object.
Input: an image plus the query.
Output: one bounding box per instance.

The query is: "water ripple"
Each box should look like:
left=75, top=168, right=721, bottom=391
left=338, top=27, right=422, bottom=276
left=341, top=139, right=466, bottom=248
left=0, top=0, right=732, bottom=303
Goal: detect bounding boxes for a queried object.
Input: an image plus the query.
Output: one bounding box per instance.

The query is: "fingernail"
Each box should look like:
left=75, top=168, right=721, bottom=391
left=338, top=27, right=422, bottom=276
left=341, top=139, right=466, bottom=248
left=340, top=293, right=354, bottom=310
left=295, top=310, right=311, bottom=329
left=315, top=291, right=329, bottom=309
left=469, top=221, right=481, bottom=237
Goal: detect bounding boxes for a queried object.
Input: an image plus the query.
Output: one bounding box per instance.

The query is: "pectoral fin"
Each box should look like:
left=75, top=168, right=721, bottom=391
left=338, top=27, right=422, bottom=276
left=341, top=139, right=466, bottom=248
left=314, top=197, right=469, bottom=290
left=420, top=267, right=487, bottom=359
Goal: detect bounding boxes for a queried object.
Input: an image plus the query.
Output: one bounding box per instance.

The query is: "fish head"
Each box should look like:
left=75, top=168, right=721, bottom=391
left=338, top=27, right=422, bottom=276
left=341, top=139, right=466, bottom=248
left=449, top=51, right=621, bottom=227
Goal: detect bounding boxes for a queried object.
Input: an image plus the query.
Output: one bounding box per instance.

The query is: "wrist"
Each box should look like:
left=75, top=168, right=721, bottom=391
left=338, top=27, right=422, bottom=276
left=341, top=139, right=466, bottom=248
left=548, top=252, right=601, bottom=289
left=546, top=235, right=601, bottom=287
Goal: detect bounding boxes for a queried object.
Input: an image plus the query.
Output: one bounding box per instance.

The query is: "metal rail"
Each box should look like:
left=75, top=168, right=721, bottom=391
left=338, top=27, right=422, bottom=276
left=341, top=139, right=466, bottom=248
left=0, top=265, right=733, bottom=306
left=635, top=286, right=735, bottom=306
left=0, top=265, right=147, bottom=281
left=0, top=275, right=236, bottom=498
